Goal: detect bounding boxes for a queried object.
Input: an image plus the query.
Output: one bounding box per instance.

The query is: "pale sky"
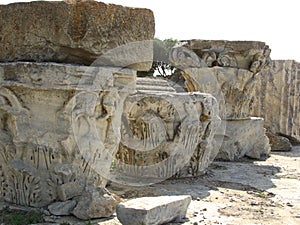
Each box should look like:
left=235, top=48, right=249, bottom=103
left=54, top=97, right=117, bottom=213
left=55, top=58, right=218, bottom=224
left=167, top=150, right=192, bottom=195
left=1, top=0, right=300, bottom=61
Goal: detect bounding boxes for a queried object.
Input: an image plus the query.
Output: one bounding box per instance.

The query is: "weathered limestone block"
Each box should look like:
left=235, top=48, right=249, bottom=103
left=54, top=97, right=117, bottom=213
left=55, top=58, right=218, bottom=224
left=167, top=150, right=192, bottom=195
left=266, top=131, right=292, bottom=152
left=251, top=60, right=300, bottom=142
left=116, top=195, right=191, bottom=225
left=0, top=0, right=154, bottom=70
left=0, top=62, right=136, bottom=207
left=113, top=81, right=221, bottom=184
left=216, top=118, right=270, bottom=161
left=72, top=187, right=118, bottom=220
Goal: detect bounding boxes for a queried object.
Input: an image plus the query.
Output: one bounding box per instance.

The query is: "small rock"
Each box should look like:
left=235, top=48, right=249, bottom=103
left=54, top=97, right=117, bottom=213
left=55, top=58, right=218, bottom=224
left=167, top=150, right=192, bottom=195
left=57, top=180, right=85, bottom=201
left=116, top=195, right=191, bottom=225
left=43, top=209, right=51, bottom=216
left=72, top=187, right=117, bottom=220
left=48, top=200, right=77, bottom=216
left=266, top=131, right=292, bottom=151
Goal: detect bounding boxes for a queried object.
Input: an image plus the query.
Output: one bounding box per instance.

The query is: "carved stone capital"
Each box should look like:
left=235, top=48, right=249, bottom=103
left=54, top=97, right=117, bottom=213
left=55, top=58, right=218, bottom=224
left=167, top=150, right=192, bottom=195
left=0, top=62, right=136, bottom=207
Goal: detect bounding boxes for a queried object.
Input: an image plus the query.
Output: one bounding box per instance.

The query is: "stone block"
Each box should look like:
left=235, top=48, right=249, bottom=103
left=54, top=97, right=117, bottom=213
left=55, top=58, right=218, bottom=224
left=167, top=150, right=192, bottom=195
left=0, top=1, right=154, bottom=70
left=116, top=195, right=191, bottom=225
left=216, top=118, right=271, bottom=161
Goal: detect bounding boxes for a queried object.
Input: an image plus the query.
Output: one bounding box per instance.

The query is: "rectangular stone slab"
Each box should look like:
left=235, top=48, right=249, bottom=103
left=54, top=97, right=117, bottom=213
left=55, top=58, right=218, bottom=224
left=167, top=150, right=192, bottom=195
left=0, top=0, right=154, bottom=70
left=116, top=195, right=191, bottom=225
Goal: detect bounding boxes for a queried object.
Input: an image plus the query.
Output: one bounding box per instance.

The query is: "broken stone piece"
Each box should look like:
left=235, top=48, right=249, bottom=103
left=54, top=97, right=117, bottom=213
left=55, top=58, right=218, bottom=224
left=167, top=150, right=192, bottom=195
left=116, top=195, right=191, bottom=225
left=216, top=118, right=270, bottom=161
left=72, top=187, right=118, bottom=220
left=266, top=131, right=292, bottom=152
left=57, top=181, right=85, bottom=201
left=0, top=0, right=154, bottom=70
left=48, top=200, right=77, bottom=216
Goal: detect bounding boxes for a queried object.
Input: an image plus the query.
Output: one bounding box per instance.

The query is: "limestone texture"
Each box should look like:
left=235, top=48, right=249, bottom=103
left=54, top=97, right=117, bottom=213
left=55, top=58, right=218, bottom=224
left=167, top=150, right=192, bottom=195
left=181, top=67, right=258, bottom=119
left=116, top=195, right=191, bottom=225
left=48, top=200, right=77, bottom=216
left=0, top=0, right=154, bottom=70
left=0, top=62, right=136, bottom=207
left=172, top=39, right=271, bottom=73
left=215, top=118, right=270, bottom=161
left=72, top=187, right=118, bottom=220
left=170, top=41, right=271, bottom=160
left=266, top=131, right=292, bottom=152
left=113, top=82, right=221, bottom=184
left=251, top=60, right=300, bottom=142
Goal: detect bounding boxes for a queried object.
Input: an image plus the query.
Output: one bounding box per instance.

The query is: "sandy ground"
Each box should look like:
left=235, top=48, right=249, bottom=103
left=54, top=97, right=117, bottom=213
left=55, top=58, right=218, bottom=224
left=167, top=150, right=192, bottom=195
left=1, top=146, right=299, bottom=225
left=103, top=145, right=300, bottom=225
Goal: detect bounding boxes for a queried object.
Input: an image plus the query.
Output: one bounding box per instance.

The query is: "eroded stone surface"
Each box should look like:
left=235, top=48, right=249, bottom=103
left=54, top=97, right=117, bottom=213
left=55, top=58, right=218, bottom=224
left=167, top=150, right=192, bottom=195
left=266, top=131, right=292, bottom=152
left=113, top=88, right=220, bottom=183
left=0, top=62, right=136, bottom=207
left=171, top=40, right=271, bottom=73
left=48, top=200, right=77, bottom=216
left=251, top=60, right=300, bottom=142
left=116, top=195, right=191, bottom=225
left=216, top=118, right=270, bottom=161
left=72, top=187, right=118, bottom=220
left=181, top=67, right=257, bottom=119
left=0, top=0, right=154, bottom=70
left=169, top=42, right=271, bottom=160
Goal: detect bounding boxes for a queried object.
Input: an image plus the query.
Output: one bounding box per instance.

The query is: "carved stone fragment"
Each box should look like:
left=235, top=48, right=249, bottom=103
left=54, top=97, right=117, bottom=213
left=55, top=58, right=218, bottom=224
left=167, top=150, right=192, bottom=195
left=0, top=1, right=154, bottom=71
left=170, top=42, right=271, bottom=160
left=173, top=40, right=271, bottom=73
left=113, top=80, right=221, bottom=183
